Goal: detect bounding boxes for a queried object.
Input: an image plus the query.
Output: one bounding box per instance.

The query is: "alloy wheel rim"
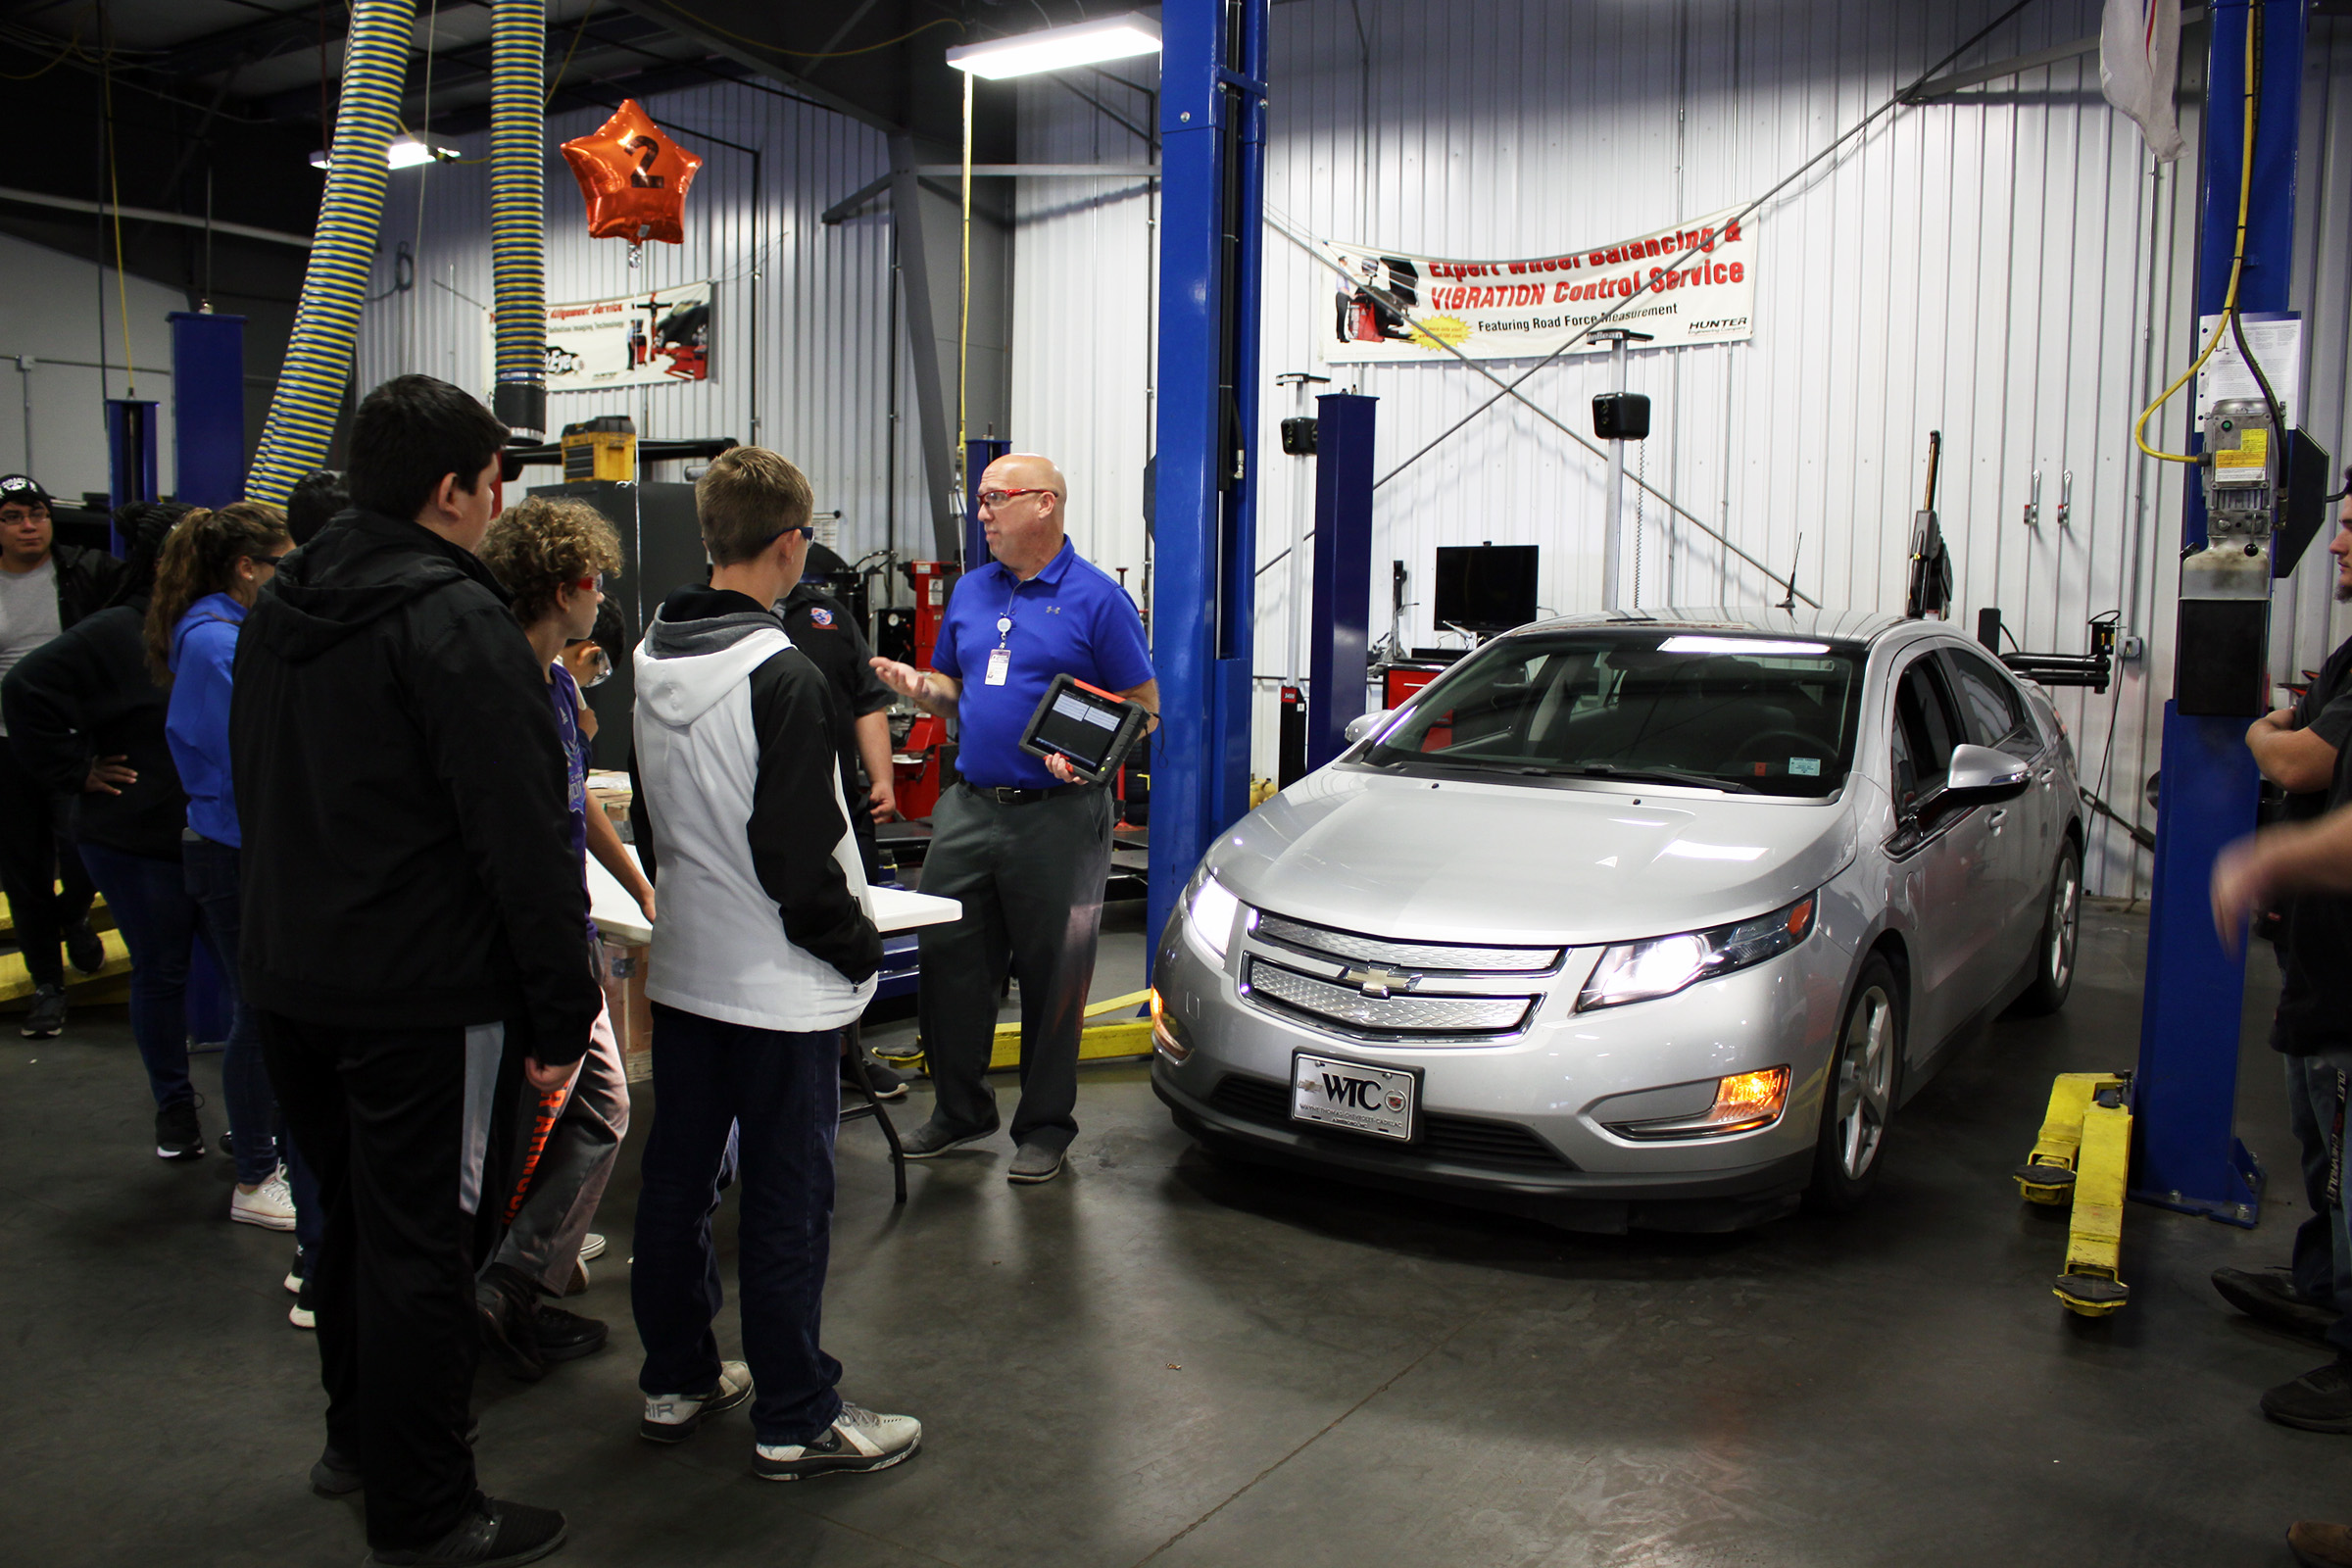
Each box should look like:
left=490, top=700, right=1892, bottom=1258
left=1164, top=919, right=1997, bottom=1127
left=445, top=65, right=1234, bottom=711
left=1834, top=986, right=1893, bottom=1181
left=2048, top=861, right=2080, bottom=991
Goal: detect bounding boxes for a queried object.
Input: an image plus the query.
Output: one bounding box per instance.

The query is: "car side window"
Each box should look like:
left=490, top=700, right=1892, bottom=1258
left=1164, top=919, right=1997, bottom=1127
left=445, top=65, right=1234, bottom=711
left=1891, top=657, right=1961, bottom=813
left=1944, top=648, right=2036, bottom=757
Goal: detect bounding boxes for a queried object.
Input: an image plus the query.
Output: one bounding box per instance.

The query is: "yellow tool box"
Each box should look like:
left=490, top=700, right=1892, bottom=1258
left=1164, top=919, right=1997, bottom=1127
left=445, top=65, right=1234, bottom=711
left=562, top=416, right=637, bottom=482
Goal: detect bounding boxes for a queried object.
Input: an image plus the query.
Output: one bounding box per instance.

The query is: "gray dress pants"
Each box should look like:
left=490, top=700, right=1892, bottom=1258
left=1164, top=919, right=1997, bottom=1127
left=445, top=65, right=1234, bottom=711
left=916, top=782, right=1114, bottom=1152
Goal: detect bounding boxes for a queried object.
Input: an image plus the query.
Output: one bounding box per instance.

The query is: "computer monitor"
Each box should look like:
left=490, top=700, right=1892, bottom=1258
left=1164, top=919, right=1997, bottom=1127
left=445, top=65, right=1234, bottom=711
left=1431, top=544, right=1539, bottom=634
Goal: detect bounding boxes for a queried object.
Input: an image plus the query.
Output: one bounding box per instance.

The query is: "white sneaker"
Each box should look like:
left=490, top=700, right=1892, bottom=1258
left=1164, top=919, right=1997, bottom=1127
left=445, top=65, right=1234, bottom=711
left=579, top=1233, right=608, bottom=1262
left=639, top=1360, right=753, bottom=1444
left=230, top=1168, right=298, bottom=1232
left=752, top=1402, right=922, bottom=1482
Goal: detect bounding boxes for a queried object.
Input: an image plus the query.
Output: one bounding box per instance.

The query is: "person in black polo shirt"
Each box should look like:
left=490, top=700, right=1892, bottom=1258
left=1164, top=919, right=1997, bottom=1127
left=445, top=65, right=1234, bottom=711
left=2213, top=501, right=2352, bottom=1435
left=869, top=453, right=1154, bottom=1185
left=774, top=568, right=906, bottom=1101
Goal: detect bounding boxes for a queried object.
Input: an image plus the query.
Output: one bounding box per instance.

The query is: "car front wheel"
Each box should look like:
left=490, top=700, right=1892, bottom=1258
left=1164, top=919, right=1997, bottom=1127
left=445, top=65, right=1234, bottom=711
left=1805, top=954, right=1903, bottom=1214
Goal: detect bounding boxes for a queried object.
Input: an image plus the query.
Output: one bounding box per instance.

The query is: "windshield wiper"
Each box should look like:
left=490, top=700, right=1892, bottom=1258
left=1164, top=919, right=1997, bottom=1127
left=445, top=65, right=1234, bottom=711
left=1532, top=762, right=1759, bottom=794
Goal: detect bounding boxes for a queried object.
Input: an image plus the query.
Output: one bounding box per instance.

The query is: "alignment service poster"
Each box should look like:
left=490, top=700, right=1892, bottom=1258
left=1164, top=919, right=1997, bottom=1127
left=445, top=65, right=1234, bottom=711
left=1321, top=207, right=1755, bottom=365
left=490, top=280, right=713, bottom=392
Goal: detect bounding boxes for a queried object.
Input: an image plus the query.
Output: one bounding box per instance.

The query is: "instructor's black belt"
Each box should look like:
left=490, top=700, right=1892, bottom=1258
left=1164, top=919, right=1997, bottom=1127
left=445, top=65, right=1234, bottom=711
left=964, top=782, right=1092, bottom=806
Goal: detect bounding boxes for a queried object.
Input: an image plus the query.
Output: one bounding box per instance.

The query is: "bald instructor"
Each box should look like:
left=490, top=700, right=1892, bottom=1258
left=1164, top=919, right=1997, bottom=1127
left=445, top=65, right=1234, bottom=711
left=870, top=455, right=1155, bottom=1184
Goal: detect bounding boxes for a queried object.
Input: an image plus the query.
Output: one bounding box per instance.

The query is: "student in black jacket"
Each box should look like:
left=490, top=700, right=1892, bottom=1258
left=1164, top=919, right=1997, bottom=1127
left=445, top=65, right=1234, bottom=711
left=0, top=506, right=259, bottom=1177
left=231, top=375, right=595, bottom=1567
left=0, top=472, right=121, bottom=1035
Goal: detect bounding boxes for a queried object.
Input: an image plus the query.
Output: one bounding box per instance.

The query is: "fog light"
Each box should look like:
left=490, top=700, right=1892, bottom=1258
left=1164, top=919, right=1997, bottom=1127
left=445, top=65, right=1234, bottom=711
left=1709, top=1066, right=1790, bottom=1129
left=1607, top=1065, right=1790, bottom=1139
left=1150, top=988, right=1192, bottom=1063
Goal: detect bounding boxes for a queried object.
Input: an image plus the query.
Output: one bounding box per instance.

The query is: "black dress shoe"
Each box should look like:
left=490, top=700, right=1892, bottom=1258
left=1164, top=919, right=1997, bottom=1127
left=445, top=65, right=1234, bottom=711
left=530, top=1301, right=608, bottom=1363
left=365, top=1493, right=565, bottom=1567
left=475, top=1275, right=545, bottom=1383
left=2215, top=1265, right=2338, bottom=1341
left=2264, top=1360, right=2352, bottom=1433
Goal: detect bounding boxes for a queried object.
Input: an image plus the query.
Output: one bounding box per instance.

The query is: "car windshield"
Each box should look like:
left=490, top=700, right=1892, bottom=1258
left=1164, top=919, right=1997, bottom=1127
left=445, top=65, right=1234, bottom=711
left=1362, top=629, right=1867, bottom=799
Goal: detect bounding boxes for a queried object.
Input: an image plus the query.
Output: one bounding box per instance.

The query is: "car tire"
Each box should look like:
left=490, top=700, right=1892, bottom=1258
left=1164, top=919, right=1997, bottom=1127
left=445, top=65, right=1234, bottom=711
left=1804, top=954, right=1904, bottom=1215
left=2010, top=840, right=2082, bottom=1018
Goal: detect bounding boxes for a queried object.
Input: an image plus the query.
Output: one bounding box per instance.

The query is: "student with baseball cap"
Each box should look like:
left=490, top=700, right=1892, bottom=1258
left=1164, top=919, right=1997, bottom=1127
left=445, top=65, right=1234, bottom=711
left=0, top=473, right=119, bottom=1039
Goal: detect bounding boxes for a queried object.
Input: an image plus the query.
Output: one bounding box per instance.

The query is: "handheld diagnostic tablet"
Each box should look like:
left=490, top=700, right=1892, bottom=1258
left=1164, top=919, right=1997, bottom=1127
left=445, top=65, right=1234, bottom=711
left=1019, top=674, right=1151, bottom=785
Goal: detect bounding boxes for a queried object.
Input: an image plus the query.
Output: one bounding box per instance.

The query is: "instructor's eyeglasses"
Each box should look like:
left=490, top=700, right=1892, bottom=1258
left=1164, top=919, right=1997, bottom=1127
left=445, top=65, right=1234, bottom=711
left=976, top=488, right=1049, bottom=510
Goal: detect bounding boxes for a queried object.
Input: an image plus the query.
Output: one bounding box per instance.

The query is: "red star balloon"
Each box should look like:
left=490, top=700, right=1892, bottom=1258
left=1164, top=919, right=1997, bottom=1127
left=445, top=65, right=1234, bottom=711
left=560, top=99, right=703, bottom=245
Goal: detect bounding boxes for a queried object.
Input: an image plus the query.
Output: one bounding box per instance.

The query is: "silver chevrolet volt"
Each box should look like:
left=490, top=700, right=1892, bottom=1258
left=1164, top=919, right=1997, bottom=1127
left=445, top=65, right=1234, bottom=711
left=1150, top=610, right=2082, bottom=1232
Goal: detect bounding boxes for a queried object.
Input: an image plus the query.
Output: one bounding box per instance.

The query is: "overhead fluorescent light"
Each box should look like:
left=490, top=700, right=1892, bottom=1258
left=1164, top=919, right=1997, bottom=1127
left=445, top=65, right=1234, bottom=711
left=310, top=135, right=457, bottom=172
left=1656, top=636, right=1831, bottom=657
left=946, top=13, right=1161, bottom=79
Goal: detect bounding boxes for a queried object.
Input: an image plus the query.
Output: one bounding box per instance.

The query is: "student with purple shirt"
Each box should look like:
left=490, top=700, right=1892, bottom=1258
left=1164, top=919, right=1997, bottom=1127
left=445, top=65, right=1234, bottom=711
left=474, top=497, right=651, bottom=1381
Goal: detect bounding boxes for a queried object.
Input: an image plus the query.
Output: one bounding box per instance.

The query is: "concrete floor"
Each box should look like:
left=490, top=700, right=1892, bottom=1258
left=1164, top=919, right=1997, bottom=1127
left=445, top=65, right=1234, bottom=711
left=0, top=900, right=2342, bottom=1567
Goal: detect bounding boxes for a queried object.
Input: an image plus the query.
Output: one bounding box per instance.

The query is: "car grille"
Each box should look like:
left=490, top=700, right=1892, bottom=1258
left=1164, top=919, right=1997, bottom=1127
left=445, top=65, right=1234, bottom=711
left=1207, top=1073, right=1574, bottom=1170
left=1252, top=912, right=1561, bottom=974
left=1246, top=958, right=1536, bottom=1036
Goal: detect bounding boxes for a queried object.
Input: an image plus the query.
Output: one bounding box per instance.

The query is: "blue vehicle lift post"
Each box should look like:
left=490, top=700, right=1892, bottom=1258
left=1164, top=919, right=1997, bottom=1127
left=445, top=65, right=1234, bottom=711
left=963, top=435, right=1009, bottom=570
left=2132, top=0, right=2305, bottom=1226
left=1146, top=0, right=1270, bottom=967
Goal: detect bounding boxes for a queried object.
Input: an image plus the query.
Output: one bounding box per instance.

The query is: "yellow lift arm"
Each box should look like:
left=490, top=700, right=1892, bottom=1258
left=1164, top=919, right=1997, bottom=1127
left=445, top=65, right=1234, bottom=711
left=2014, top=1070, right=2134, bottom=1317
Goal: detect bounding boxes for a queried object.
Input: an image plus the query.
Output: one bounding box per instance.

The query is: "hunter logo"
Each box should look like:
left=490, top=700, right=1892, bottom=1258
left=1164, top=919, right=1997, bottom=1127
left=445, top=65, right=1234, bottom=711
left=1338, top=965, right=1417, bottom=999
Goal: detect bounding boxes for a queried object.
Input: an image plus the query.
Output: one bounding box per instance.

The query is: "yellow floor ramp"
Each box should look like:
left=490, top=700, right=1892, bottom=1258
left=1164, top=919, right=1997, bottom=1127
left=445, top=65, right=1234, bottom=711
left=2014, top=1070, right=2133, bottom=1317
left=0, top=927, right=134, bottom=1009
left=881, top=989, right=1153, bottom=1074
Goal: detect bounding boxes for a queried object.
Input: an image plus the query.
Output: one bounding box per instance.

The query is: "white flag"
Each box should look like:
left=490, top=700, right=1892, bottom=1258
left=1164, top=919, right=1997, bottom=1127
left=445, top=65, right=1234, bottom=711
left=2101, top=0, right=2184, bottom=162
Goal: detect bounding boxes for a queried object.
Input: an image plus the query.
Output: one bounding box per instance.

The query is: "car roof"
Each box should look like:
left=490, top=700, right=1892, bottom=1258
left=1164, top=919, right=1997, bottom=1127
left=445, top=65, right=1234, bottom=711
left=1504, top=607, right=1918, bottom=646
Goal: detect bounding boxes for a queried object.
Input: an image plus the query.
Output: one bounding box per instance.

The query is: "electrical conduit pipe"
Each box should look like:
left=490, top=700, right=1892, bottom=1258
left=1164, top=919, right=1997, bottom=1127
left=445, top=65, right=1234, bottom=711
left=489, top=0, right=548, bottom=437
left=246, top=0, right=416, bottom=506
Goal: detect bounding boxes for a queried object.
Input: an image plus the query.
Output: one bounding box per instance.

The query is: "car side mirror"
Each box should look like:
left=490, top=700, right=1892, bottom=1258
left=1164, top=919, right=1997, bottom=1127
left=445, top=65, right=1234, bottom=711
left=1344, top=709, right=1395, bottom=746
left=1944, top=743, right=2031, bottom=803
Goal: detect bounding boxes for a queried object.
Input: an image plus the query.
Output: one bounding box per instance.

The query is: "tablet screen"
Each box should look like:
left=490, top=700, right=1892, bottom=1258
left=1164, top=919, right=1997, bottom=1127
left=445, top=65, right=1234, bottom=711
left=1031, top=685, right=1126, bottom=770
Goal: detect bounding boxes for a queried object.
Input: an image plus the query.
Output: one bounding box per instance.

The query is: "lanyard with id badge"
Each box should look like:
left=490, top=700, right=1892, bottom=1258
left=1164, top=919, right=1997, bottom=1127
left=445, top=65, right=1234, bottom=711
left=985, top=587, right=1015, bottom=686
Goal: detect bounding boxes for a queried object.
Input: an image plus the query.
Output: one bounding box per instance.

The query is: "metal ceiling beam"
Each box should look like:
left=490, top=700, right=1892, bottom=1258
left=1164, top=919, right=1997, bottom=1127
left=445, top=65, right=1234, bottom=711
left=0, top=182, right=312, bottom=247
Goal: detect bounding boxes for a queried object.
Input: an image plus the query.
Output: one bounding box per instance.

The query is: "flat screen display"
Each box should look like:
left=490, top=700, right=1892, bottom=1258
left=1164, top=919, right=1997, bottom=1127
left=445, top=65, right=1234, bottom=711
left=1432, top=545, right=1540, bottom=633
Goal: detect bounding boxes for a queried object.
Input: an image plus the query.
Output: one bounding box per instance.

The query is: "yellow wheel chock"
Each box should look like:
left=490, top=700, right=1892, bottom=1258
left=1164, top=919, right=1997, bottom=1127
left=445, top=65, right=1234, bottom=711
left=2014, top=1071, right=2133, bottom=1317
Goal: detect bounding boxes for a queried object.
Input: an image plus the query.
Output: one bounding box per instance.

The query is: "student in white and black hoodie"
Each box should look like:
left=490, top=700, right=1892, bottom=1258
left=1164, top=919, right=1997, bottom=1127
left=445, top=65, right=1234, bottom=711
left=627, top=446, right=921, bottom=1483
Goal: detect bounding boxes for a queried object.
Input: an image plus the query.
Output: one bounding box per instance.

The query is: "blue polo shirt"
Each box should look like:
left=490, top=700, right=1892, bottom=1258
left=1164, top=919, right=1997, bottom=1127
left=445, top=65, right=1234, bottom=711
left=933, top=538, right=1153, bottom=789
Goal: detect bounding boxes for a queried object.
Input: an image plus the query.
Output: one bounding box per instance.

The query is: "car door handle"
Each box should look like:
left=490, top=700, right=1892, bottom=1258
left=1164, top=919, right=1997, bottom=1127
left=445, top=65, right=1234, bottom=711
left=1988, top=808, right=2009, bottom=832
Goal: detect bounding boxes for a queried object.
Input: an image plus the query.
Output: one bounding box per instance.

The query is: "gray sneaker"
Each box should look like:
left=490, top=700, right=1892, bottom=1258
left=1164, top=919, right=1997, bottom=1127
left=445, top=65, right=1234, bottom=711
left=752, top=1402, right=921, bottom=1482
left=898, top=1119, right=998, bottom=1159
left=640, top=1360, right=754, bottom=1443
left=1006, top=1142, right=1067, bottom=1185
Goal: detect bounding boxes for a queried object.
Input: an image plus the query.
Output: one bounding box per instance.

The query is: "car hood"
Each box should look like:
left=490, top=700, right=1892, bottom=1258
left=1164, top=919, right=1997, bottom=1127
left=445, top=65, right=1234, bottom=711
left=1207, top=767, right=1857, bottom=948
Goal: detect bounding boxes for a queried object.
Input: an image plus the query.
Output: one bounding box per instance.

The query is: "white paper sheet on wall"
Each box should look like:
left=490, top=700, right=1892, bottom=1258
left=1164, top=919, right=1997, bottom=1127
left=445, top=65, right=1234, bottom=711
left=2196, top=311, right=2301, bottom=429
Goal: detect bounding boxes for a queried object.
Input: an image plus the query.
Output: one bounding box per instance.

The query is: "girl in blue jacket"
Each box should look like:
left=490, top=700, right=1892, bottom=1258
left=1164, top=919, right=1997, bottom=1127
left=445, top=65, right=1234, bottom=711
left=148, top=503, right=321, bottom=1321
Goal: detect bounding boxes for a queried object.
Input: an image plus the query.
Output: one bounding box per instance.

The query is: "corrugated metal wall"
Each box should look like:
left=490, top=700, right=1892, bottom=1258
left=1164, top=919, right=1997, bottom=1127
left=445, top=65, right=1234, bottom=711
left=350, top=7, right=2352, bottom=901
left=356, top=81, right=920, bottom=568
left=1009, top=0, right=2352, bottom=901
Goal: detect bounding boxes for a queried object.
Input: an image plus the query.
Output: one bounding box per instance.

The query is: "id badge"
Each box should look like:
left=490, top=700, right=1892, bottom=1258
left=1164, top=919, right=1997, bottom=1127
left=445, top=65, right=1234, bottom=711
left=985, top=647, right=1011, bottom=687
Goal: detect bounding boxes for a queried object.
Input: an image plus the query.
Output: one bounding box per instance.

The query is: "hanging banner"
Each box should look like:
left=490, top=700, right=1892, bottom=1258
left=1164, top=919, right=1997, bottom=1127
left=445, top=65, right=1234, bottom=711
left=487, top=280, right=713, bottom=393
left=1320, top=206, right=1755, bottom=365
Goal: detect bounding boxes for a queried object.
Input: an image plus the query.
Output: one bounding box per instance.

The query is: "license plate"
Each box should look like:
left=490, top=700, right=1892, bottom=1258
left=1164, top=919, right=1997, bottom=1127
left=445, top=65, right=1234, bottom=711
left=1290, top=1051, right=1419, bottom=1142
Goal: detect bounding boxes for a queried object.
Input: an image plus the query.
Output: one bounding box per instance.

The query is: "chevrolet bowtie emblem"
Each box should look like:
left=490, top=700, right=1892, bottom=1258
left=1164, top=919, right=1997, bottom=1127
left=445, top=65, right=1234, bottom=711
left=1339, top=965, right=1417, bottom=999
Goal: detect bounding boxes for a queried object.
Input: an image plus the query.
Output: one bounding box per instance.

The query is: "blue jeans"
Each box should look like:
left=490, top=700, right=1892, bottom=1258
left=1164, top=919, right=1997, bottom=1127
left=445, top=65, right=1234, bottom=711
left=632, top=1003, right=844, bottom=1445
left=184, top=834, right=321, bottom=1254
left=2282, top=1046, right=2352, bottom=1358
left=76, top=842, right=202, bottom=1111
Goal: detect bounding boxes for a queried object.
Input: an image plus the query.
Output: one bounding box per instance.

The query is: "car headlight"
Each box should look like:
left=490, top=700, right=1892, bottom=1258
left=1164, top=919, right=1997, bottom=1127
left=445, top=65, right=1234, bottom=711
left=1578, top=892, right=1818, bottom=1010
left=1182, top=866, right=1245, bottom=963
